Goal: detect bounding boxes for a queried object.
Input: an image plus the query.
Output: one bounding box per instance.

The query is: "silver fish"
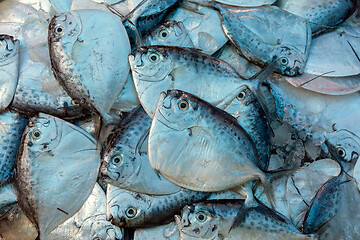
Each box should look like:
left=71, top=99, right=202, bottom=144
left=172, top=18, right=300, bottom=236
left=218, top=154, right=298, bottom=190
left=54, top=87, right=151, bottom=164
left=0, top=110, right=28, bottom=186
left=101, top=105, right=181, bottom=195
left=48, top=10, right=131, bottom=124
left=214, top=4, right=312, bottom=76
left=148, top=90, right=273, bottom=201
left=134, top=222, right=180, bottom=240
left=15, top=113, right=101, bottom=239
left=0, top=35, right=19, bottom=111
left=277, top=0, right=355, bottom=36
left=106, top=184, right=209, bottom=228
left=0, top=183, right=17, bottom=218
left=176, top=201, right=316, bottom=240
left=111, top=73, right=140, bottom=113
left=144, top=20, right=195, bottom=48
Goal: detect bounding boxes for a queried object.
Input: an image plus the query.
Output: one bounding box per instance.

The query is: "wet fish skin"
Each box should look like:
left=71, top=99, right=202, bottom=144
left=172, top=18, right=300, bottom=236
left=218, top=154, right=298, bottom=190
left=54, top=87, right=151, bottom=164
left=0, top=183, right=17, bottom=218
left=148, top=90, right=270, bottom=194
left=144, top=20, right=194, bottom=48
left=214, top=4, right=311, bottom=76
left=15, top=113, right=101, bottom=239
left=277, top=0, right=356, bottom=36
left=101, top=106, right=181, bottom=195
left=0, top=110, right=28, bottom=186
left=106, top=184, right=209, bottom=228
left=0, top=34, right=20, bottom=111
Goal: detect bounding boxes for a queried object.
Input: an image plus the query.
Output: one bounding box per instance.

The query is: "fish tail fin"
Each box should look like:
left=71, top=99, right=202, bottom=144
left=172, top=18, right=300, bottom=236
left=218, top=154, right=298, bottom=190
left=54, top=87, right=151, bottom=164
left=249, top=61, right=276, bottom=84
left=259, top=173, right=276, bottom=209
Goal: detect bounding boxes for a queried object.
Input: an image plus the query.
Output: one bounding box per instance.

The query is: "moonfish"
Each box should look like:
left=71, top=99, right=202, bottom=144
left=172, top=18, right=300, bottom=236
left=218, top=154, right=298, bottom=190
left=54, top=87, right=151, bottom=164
left=134, top=222, right=180, bottom=240
left=0, top=183, right=17, bottom=218
left=148, top=90, right=272, bottom=199
left=213, top=4, right=311, bottom=76
left=0, top=35, right=20, bottom=111
left=48, top=10, right=131, bottom=124
left=175, top=201, right=316, bottom=240
left=15, top=113, right=101, bottom=239
left=144, top=20, right=195, bottom=48
left=101, top=106, right=181, bottom=195
left=106, top=184, right=209, bottom=228
left=0, top=110, right=28, bottom=186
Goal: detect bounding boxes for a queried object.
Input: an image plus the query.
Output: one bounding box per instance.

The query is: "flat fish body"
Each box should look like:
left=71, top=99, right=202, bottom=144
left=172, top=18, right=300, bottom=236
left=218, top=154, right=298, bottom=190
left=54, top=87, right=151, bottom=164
left=0, top=110, right=28, bottom=186
left=277, top=0, right=355, bottom=36
left=111, top=73, right=140, bottom=113
left=49, top=10, right=131, bottom=124
left=176, top=201, right=315, bottom=240
left=167, top=4, right=228, bottom=54
left=215, top=4, right=311, bottom=76
left=15, top=113, right=101, bottom=239
left=106, top=184, right=209, bottom=228
left=149, top=90, right=267, bottom=192
left=144, top=20, right=195, bottom=48
left=0, top=35, right=20, bottom=111
left=101, top=106, right=181, bottom=195
left=303, top=173, right=360, bottom=240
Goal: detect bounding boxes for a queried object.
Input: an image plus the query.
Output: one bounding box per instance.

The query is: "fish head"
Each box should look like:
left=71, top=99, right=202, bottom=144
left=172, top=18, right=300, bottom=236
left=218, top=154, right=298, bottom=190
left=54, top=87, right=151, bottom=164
left=48, top=12, right=81, bottom=46
left=129, top=46, right=174, bottom=81
left=107, top=188, right=149, bottom=228
left=273, top=46, right=305, bottom=76
left=25, top=113, right=63, bottom=154
left=0, top=35, right=19, bottom=65
left=73, top=216, right=123, bottom=240
left=101, top=147, right=136, bottom=185
left=145, top=21, right=194, bottom=48
left=154, top=90, right=201, bottom=131
left=225, top=86, right=257, bottom=118
left=175, top=204, right=220, bottom=239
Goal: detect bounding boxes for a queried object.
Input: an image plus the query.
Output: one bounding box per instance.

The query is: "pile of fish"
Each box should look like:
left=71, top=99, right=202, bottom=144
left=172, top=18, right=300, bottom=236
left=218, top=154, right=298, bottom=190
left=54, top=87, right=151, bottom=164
left=0, top=0, right=360, bottom=239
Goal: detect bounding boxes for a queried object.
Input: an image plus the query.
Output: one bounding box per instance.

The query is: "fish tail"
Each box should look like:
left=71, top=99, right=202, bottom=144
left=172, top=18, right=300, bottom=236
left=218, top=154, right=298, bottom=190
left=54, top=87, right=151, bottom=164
left=259, top=174, right=276, bottom=209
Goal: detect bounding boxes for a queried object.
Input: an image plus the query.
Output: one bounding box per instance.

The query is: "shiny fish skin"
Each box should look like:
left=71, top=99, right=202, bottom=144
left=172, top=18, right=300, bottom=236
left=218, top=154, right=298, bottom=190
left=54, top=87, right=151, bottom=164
left=15, top=113, right=101, bottom=239
left=214, top=4, right=311, bottom=76
left=144, top=20, right=195, bottom=48
left=148, top=90, right=270, bottom=194
left=134, top=222, right=180, bottom=240
left=106, top=184, right=210, bottom=228
left=0, top=35, right=20, bottom=111
left=48, top=10, right=131, bottom=124
left=176, top=201, right=316, bottom=240
left=101, top=105, right=181, bottom=195
left=0, top=110, right=28, bottom=186
left=277, top=0, right=356, bottom=36
left=0, top=183, right=17, bottom=218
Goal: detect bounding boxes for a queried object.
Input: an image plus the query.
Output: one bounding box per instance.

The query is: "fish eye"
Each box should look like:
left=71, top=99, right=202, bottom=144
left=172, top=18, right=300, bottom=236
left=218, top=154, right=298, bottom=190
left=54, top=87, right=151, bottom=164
left=31, top=129, right=42, bottom=140
left=337, top=147, right=346, bottom=158
left=178, top=100, right=189, bottom=111
left=93, top=238, right=101, bottom=240
left=279, top=57, right=289, bottom=66
left=125, top=207, right=137, bottom=218
left=195, top=212, right=207, bottom=222
left=149, top=53, right=160, bottom=63
left=111, top=155, right=122, bottom=165
left=54, top=25, right=64, bottom=35
left=159, top=29, right=169, bottom=39
left=237, top=90, right=246, bottom=101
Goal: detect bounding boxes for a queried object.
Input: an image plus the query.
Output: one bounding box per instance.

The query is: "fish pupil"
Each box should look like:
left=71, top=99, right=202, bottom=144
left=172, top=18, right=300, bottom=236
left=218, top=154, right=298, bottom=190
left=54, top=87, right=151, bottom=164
left=338, top=149, right=345, bottom=156
left=151, top=55, right=157, bottom=61
left=56, top=27, right=63, bottom=33
left=198, top=214, right=204, bottom=221
left=34, top=131, right=40, bottom=137
left=161, top=32, right=167, bottom=38
left=180, top=103, right=187, bottom=109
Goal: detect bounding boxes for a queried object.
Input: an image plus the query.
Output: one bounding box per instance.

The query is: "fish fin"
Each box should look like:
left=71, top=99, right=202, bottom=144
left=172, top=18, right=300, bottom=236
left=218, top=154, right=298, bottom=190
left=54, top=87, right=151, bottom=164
left=181, top=1, right=206, bottom=15
left=259, top=174, right=276, bottom=209
left=249, top=60, right=277, bottom=83
left=135, top=127, right=150, bottom=156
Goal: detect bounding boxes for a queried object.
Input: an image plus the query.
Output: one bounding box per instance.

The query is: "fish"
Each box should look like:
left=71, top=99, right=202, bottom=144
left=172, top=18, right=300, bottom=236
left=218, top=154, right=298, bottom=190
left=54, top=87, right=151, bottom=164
left=189, top=0, right=277, bottom=7
left=48, top=9, right=131, bottom=125
left=148, top=90, right=273, bottom=202
left=303, top=141, right=360, bottom=240
left=213, top=4, right=312, bottom=76
left=134, top=222, right=180, bottom=240
left=106, top=184, right=210, bottom=228
left=129, top=46, right=272, bottom=170
left=167, top=3, right=228, bottom=54
left=0, top=35, right=20, bottom=111
left=101, top=105, right=181, bottom=195
left=15, top=113, right=101, bottom=239
left=111, top=73, right=140, bottom=113
left=0, top=110, right=28, bottom=186
left=277, top=0, right=356, bottom=36
left=144, top=20, right=195, bottom=48
left=175, top=200, right=316, bottom=240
